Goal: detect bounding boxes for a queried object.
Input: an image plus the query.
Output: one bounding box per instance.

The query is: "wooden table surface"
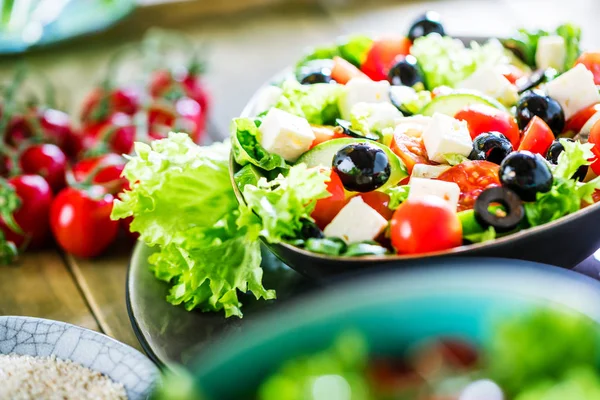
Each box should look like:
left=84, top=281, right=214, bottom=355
left=1, top=0, right=598, bottom=352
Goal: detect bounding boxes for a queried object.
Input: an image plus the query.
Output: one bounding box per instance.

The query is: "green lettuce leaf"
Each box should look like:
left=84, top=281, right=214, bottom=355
left=443, top=153, right=469, bottom=166
left=410, top=35, right=509, bottom=88
left=241, top=164, right=331, bottom=243
left=385, top=186, right=410, bottom=210
left=556, top=23, right=582, bottom=69
left=296, top=34, right=373, bottom=69
left=515, top=367, right=600, bottom=400
left=258, top=331, right=373, bottom=400
left=111, top=133, right=275, bottom=317
left=231, top=118, right=288, bottom=171
left=273, top=79, right=344, bottom=125
left=349, top=102, right=402, bottom=138
left=464, top=226, right=496, bottom=243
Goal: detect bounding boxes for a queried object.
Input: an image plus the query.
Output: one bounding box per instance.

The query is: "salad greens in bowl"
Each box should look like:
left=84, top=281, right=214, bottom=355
left=154, top=260, right=600, bottom=400
left=111, top=13, right=600, bottom=319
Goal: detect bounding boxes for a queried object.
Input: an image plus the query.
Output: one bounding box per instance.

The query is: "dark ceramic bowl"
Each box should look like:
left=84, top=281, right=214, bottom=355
left=230, top=37, right=600, bottom=279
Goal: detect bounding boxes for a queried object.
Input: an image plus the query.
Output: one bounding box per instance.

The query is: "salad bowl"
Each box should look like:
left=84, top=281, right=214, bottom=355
left=230, top=31, right=600, bottom=279
left=180, top=259, right=600, bottom=399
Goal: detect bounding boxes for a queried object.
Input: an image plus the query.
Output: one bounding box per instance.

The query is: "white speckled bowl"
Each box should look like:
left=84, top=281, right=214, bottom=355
left=0, top=316, right=160, bottom=399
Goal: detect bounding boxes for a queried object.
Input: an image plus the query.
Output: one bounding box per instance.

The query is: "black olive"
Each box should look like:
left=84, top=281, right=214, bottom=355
left=499, top=151, right=553, bottom=201
left=471, top=132, right=513, bottom=165
left=297, top=60, right=334, bottom=85
left=515, top=90, right=565, bottom=136
left=515, top=69, right=558, bottom=94
left=299, top=219, right=324, bottom=239
left=546, top=139, right=589, bottom=182
left=335, top=119, right=379, bottom=140
left=332, top=143, right=391, bottom=192
left=388, top=55, right=424, bottom=87
left=474, top=187, right=524, bottom=233
left=468, top=148, right=486, bottom=161
left=407, top=11, right=445, bottom=41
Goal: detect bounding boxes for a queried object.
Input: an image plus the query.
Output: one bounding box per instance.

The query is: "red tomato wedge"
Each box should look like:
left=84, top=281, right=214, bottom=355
left=588, top=119, right=600, bottom=175
left=390, top=196, right=462, bottom=255
left=564, top=103, right=600, bottom=134
left=454, top=104, right=521, bottom=148
left=360, top=36, right=412, bottom=81
left=437, top=161, right=501, bottom=211
left=390, top=133, right=431, bottom=174
left=359, top=191, right=394, bottom=220
left=518, top=116, right=555, bottom=156
left=311, top=171, right=347, bottom=229
left=310, top=125, right=350, bottom=149
left=331, top=56, right=369, bottom=84
left=576, top=51, right=600, bottom=85
left=498, top=64, right=525, bottom=84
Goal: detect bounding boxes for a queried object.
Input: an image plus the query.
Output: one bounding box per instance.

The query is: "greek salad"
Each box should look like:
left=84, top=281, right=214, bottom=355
left=231, top=12, right=600, bottom=257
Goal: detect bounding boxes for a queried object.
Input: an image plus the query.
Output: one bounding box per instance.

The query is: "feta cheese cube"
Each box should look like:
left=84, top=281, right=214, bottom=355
left=457, top=67, right=518, bottom=106
left=340, top=77, right=391, bottom=119
left=323, top=196, right=388, bottom=243
left=578, top=110, right=600, bottom=142
left=351, top=102, right=402, bottom=134
left=252, top=85, right=283, bottom=116
left=422, top=113, right=473, bottom=163
left=535, top=35, right=566, bottom=71
left=408, top=177, right=460, bottom=210
left=394, top=115, right=432, bottom=138
left=545, top=64, right=600, bottom=120
left=411, top=164, right=451, bottom=179
left=259, top=108, right=315, bottom=162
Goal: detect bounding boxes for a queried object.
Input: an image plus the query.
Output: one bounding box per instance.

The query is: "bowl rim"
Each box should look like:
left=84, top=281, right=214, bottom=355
left=231, top=35, right=600, bottom=263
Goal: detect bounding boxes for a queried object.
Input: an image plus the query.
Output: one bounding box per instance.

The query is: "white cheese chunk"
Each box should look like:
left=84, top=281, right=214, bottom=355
left=535, top=35, right=566, bottom=71
left=259, top=108, right=315, bottom=162
left=252, top=85, right=283, bottom=116
left=422, top=113, right=473, bottom=163
left=545, top=64, right=600, bottom=120
left=340, top=77, right=391, bottom=119
left=578, top=109, right=600, bottom=142
left=408, top=177, right=460, bottom=210
left=457, top=67, right=518, bottom=106
left=351, top=102, right=402, bottom=134
left=394, top=115, right=432, bottom=138
left=323, top=196, right=388, bottom=243
left=411, top=164, right=451, bottom=179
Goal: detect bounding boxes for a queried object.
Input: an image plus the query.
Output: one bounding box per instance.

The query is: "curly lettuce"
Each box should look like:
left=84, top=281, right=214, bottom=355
left=231, top=118, right=288, bottom=171
left=410, top=35, right=510, bottom=89
left=296, top=34, right=373, bottom=69
left=273, top=79, right=344, bottom=125
left=111, top=133, right=275, bottom=317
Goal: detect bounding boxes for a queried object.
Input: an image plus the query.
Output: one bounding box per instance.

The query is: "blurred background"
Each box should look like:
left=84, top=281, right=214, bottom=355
left=1, top=0, right=598, bottom=138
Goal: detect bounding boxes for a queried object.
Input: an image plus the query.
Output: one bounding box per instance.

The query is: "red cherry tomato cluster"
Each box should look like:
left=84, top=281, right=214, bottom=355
left=0, top=39, right=210, bottom=263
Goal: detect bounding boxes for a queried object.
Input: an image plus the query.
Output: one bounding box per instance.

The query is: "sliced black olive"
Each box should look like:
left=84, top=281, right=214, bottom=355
left=299, top=219, right=325, bottom=240
left=499, top=151, right=553, bottom=201
left=297, top=59, right=334, bottom=85
left=546, top=139, right=588, bottom=182
left=515, top=90, right=565, bottom=136
left=468, top=148, right=485, bottom=161
left=471, top=132, right=513, bottom=165
left=407, top=11, right=445, bottom=41
left=474, top=187, right=524, bottom=233
left=335, top=119, right=379, bottom=140
left=333, top=143, right=391, bottom=192
left=388, top=55, right=424, bottom=88
left=515, top=68, right=557, bottom=94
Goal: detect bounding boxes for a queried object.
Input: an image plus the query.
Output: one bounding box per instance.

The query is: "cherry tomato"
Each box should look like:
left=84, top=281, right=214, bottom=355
left=517, top=116, right=555, bottom=155
left=150, top=69, right=210, bottom=114
left=0, top=175, right=52, bottom=249
left=390, top=196, right=462, bottom=254
left=50, top=186, right=119, bottom=258
left=359, top=191, right=394, bottom=220
left=311, top=171, right=347, bottom=229
left=81, top=87, right=139, bottom=124
left=19, top=144, right=67, bottom=193
left=71, top=154, right=127, bottom=193
left=588, top=119, right=600, bottom=175
left=182, top=73, right=210, bottom=113
left=173, top=97, right=207, bottom=143
left=331, top=56, right=369, bottom=84
left=576, top=51, right=600, bottom=85
left=454, top=104, right=521, bottom=148
left=390, top=132, right=431, bottom=174
left=83, top=112, right=135, bottom=155
left=437, top=161, right=501, bottom=211
left=361, top=36, right=412, bottom=81
left=310, top=125, right=350, bottom=148
left=564, top=103, right=600, bottom=134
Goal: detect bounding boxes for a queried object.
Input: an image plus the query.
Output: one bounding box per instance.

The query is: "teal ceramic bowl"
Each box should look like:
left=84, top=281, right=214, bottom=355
left=188, top=259, right=600, bottom=399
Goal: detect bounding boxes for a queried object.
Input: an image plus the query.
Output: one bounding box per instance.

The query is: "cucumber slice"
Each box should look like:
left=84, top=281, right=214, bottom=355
left=296, top=138, right=407, bottom=190
left=419, top=91, right=506, bottom=117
